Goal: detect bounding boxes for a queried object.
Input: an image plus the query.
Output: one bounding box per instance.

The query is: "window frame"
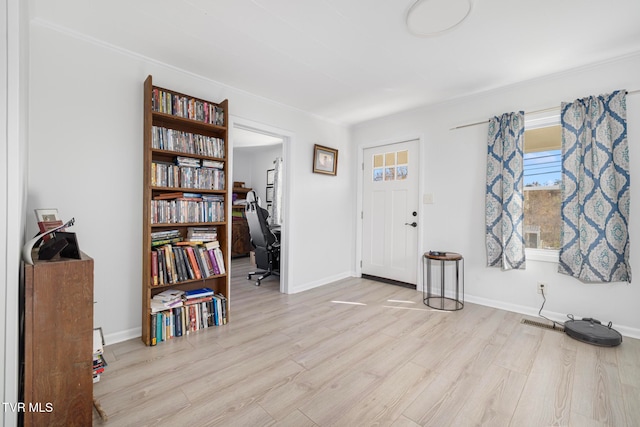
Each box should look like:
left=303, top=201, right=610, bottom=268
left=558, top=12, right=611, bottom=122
left=523, top=109, right=561, bottom=263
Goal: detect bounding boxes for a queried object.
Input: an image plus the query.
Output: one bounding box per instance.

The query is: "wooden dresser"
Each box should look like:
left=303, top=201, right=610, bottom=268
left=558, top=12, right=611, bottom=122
left=22, top=252, right=94, bottom=426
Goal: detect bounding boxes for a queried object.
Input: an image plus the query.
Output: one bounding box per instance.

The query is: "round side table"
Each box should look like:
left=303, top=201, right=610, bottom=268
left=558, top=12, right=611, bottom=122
left=423, top=252, right=464, bottom=311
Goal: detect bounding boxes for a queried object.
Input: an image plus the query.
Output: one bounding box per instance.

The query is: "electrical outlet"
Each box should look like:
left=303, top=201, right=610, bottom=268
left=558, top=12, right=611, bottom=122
left=537, top=282, right=546, bottom=294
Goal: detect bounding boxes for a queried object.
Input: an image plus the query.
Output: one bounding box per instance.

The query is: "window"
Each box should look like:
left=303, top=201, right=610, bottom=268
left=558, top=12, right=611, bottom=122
left=372, top=150, right=409, bottom=182
left=524, top=115, right=561, bottom=252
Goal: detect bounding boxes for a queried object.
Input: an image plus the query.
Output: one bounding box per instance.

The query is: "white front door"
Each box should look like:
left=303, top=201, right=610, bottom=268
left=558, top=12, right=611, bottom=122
left=362, top=140, right=420, bottom=285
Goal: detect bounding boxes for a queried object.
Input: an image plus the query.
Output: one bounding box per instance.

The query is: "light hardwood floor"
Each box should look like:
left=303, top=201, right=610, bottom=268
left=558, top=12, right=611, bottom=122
left=93, top=257, right=640, bottom=426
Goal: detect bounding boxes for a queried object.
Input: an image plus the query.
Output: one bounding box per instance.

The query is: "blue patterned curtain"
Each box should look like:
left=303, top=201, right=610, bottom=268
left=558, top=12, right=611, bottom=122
left=559, top=90, right=631, bottom=282
left=485, top=112, right=526, bottom=270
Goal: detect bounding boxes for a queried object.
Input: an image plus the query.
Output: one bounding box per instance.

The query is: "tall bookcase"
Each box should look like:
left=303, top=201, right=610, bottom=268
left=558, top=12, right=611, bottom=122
left=142, top=75, right=230, bottom=346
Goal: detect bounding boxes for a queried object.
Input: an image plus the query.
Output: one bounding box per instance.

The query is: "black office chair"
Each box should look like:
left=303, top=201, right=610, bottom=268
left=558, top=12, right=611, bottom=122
left=245, top=191, right=280, bottom=286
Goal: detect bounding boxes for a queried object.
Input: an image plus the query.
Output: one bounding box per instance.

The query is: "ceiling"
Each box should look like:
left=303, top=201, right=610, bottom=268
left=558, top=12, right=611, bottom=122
left=30, top=0, right=640, bottom=125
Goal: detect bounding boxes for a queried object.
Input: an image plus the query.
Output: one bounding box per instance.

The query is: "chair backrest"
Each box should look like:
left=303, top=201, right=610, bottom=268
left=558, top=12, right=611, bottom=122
left=245, top=191, right=277, bottom=249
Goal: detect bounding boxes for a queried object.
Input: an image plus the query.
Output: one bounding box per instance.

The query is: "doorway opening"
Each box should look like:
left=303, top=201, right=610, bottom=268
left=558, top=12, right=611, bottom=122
left=229, top=118, right=292, bottom=294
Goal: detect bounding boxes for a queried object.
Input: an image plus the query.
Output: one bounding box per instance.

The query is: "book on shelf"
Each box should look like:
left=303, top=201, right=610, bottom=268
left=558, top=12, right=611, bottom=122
left=196, top=246, right=211, bottom=277
left=151, top=229, right=183, bottom=247
left=205, top=240, right=226, bottom=275
left=184, top=287, right=214, bottom=299
left=152, top=192, right=203, bottom=200
left=202, top=159, right=224, bottom=169
left=183, top=295, right=213, bottom=305
left=151, top=237, right=183, bottom=247
left=163, top=245, right=178, bottom=284
left=153, top=289, right=184, bottom=303
left=174, top=308, right=183, bottom=337
left=157, top=249, right=165, bottom=285
left=172, top=246, right=188, bottom=282
left=175, top=156, right=201, bottom=167
left=151, top=252, right=158, bottom=286
left=182, top=247, right=196, bottom=280
left=151, top=229, right=182, bottom=239
left=152, top=192, right=186, bottom=200
left=150, top=313, right=157, bottom=346
left=151, top=294, right=183, bottom=312
left=184, top=246, right=202, bottom=279
left=188, top=305, right=197, bottom=332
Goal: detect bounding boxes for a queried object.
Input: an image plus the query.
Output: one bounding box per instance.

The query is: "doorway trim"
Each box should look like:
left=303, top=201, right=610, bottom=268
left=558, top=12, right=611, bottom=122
left=356, top=134, right=426, bottom=291
left=229, top=115, right=293, bottom=294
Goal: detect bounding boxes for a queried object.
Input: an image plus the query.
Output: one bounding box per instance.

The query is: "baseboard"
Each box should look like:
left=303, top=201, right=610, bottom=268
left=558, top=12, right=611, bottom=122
left=465, top=294, right=640, bottom=340
left=290, top=271, right=353, bottom=294
left=104, top=327, right=141, bottom=346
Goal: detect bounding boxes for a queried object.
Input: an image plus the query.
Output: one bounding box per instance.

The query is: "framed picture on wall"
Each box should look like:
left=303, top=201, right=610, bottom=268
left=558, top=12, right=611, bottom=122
left=266, top=186, right=274, bottom=202
left=267, top=169, right=275, bottom=186
left=313, top=144, right=338, bottom=176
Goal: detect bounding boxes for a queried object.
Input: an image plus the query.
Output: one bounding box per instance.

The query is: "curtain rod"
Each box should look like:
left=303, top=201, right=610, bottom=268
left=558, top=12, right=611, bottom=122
left=449, top=89, right=640, bottom=131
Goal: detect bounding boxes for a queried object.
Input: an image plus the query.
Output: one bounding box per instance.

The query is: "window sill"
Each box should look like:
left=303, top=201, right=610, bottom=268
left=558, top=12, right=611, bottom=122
left=526, top=248, right=559, bottom=263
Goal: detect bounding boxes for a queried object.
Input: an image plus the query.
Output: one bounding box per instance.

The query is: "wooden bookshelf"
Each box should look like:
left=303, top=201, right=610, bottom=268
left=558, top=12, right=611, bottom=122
left=142, top=75, right=230, bottom=346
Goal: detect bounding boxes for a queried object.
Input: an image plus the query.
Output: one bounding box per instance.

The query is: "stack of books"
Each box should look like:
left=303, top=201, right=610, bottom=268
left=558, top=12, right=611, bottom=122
left=150, top=229, right=182, bottom=247
left=149, top=288, right=228, bottom=346
left=150, top=289, right=184, bottom=313
left=93, top=328, right=107, bottom=383
left=186, top=227, right=218, bottom=242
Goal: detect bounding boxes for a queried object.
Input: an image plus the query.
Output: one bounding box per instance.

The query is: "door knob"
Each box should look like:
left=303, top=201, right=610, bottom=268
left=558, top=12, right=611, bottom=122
left=405, top=222, right=417, bottom=227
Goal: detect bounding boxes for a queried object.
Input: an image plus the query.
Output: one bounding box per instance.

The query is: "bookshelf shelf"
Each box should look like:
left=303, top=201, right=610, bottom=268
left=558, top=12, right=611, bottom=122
left=150, top=274, right=227, bottom=290
left=150, top=148, right=226, bottom=162
left=142, top=75, right=230, bottom=346
left=150, top=186, right=227, bottom=195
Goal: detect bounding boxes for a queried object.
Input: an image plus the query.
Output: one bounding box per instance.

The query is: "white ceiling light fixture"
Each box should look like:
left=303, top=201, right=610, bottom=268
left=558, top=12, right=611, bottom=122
left=406, top=0, right=473, bottom=37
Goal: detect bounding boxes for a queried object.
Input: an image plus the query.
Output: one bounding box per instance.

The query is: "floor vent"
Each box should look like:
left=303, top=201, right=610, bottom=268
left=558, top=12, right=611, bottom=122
left=521, top=318, right=565, bottom=332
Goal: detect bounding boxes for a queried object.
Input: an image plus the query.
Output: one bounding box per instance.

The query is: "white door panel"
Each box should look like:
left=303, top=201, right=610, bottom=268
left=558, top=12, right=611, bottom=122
left=362, top=140, right=419, bottom=285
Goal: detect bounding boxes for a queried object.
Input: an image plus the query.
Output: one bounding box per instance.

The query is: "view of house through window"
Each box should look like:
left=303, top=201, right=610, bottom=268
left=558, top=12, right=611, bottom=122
left=524, top=124, right=561, bottom=250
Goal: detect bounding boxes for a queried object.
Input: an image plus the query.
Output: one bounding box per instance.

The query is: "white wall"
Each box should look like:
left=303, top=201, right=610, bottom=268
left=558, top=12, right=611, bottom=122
left=352, top=54, right=640, bottom=337
left=232, top=149, right=254, bottom=193
left=233, top=145, right=282, bottom=204
left=28, top=22, right=354, bottom=343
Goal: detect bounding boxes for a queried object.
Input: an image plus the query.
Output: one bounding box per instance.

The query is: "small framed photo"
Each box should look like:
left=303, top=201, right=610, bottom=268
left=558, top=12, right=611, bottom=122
left=266, top=169, right=275, bottom=186
left=313, top=144, right=338, bottom=176
left=266, top=186, right=274, bottom=202
left=34, top=208, right=60, bottom=222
